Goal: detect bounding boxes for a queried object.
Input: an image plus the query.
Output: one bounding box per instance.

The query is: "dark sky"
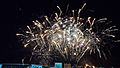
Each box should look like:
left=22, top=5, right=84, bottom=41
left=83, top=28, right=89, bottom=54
left=0, top=0, right=120, bottom=66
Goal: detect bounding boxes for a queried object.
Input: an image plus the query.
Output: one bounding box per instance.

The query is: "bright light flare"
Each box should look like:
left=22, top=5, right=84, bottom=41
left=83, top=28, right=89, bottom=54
left=17, top=3, right=119, bottom=65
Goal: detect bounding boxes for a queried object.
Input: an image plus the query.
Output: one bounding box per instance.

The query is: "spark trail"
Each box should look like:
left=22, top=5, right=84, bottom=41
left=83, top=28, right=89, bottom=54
left=16, top=3, right=119, bottom=65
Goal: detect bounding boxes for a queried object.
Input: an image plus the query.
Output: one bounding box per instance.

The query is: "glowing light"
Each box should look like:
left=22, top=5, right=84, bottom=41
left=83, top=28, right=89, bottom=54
left=74, top=53, right=77, bottom=55
left=84, top=64, right=96, bottom=68
left=92, top=66, right=96, bottom=68
left=16, top=33, right=23, bottom=36
left=85, top=64, right=89, bottom=67
left=17, top=3, right=119, bottom=65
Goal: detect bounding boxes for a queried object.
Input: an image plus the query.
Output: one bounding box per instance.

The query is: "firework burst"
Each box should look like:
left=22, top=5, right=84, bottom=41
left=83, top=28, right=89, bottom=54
left=16, top=3, right=119, bottom=65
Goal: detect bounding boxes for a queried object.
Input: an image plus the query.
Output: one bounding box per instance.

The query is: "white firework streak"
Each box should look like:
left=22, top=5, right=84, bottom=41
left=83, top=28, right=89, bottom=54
left=16, top=3, right=119, bottom=64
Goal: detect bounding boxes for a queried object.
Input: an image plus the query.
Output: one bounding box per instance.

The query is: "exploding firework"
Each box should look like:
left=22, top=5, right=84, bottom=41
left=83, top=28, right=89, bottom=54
left=16, top=3, right=119, bottom=65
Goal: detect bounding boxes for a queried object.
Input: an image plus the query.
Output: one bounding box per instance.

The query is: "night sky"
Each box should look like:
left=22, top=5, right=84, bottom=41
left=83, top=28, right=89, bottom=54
left=0, top=0, right=120, bottom=67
